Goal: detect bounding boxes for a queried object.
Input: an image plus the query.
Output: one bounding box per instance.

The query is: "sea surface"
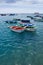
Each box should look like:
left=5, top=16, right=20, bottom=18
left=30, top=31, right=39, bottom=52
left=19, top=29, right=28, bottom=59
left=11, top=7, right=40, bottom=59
left=0, top=14, right=43, bottom=65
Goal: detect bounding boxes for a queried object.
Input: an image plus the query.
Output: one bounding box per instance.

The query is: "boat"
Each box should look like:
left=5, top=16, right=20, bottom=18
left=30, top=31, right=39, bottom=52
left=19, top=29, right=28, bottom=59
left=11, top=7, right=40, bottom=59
left=13, top=18, right=21, bottom=21
left=33, top=16, right=43, bottom=22
left=5, top=20, right=16, bottom=23
left=5, top=20, right=13, bottom=23
left=20, top=20, right=31, bottom=25
left=33, top=12, right=43, bottom=22
left=27, top=16, right=33, bottom=19
left=24, top=25, right=36, bottom=31
left=9, top=26, right=25, bottom=33
left=12, top=18, right=21, bottom=23
left=21, top=24, right=36, bottom=31
left=34, top=12, right=39, bottom=16
left=0, top=14, right=7, bottom=16
left=9, top=14, right=15, bottom=16
left=18, top=20, right=36, bottom=31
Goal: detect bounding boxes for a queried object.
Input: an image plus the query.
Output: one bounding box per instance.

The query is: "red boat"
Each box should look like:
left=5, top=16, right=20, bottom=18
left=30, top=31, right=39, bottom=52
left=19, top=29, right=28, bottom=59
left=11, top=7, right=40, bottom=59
left=9, top=26, right=25, bottom=33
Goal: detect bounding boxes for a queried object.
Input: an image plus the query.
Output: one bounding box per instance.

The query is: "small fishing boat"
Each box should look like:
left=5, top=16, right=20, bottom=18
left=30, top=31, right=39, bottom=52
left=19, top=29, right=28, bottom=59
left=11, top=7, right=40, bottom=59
left=5, top=20, right=16, bottom=23
left=20, top=20, right=31, bottom=25
left=34, top=17, right=43, bottom=22
left=18, top=20, right=36, bottom=31
left=34, top=12, right=39, bottom=16
left=5, top=20, right=13, bottom=23
left=9, top=14, right=15, bottom=16
left=9, top=26, right=25, bottom=33
left=12, top=18, right=21, bottom=23
left=27, top=16, right=33, bottom=19
left=25, top=25, right=36, bottom=31
left=33, top=12, right=43, bottom=22
left=13, top=18, right=21, bottom=21
left=0, top=14, right=7, bottom=16
left=21, top=24, right=36, bottom=31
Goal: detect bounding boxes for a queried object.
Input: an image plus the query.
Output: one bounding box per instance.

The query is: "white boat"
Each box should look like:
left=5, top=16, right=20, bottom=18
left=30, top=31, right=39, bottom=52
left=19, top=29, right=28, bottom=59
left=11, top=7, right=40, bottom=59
left=34, top=17, right=43, bottom=21
left=25, top=26, right=36, bottom=31
left=9, top=26, right=25, bottom=33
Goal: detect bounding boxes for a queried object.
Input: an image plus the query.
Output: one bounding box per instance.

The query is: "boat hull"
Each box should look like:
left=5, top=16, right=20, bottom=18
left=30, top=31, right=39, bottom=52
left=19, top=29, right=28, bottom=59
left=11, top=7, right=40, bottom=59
left=25, top=27, right=36, bottom=31
left=9, top=26, right=25, bottom=33
left=33, top=17, right=43, bottom=22
left=34, top=19, right=43, bottom=22
left=10, top=28, right=25, bottom=33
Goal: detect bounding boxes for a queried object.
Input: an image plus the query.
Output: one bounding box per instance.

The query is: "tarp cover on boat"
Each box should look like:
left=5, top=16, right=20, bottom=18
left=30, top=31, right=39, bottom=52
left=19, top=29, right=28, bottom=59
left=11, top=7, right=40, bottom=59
left=21, top=20, right=30, bottom=23
left=23, top=24, right=33, bottom=26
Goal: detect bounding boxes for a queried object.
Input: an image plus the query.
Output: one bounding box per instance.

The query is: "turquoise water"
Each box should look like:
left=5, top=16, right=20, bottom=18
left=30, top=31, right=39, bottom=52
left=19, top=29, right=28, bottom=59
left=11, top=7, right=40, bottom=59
left=0, top=14, right=43, bottom=65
